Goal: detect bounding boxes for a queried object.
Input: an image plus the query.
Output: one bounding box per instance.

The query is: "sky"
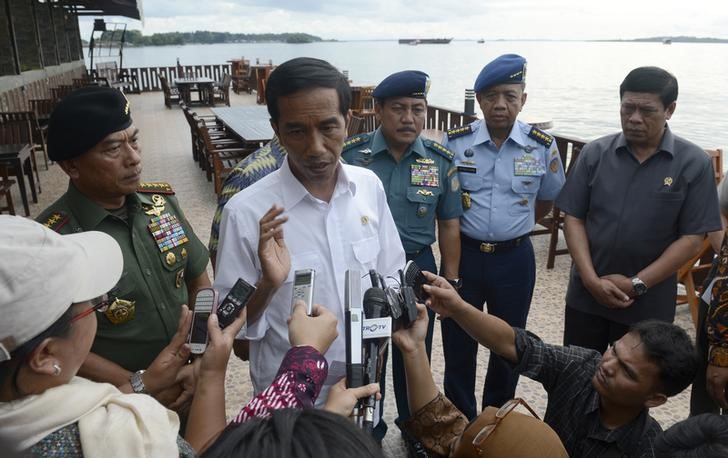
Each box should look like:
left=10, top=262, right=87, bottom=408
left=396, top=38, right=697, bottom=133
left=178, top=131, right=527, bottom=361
left=79, top=0, right=728, bottom=41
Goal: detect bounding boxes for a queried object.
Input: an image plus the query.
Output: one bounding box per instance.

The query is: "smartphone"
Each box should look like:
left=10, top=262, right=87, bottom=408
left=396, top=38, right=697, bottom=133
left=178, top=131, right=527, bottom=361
left=217, top=277, right=256, bottom=328
left=291, top=269, right=315, bottom=315
left=403, top=261, right=428, bottom=301
left=188, top=288, right=218, bottom=354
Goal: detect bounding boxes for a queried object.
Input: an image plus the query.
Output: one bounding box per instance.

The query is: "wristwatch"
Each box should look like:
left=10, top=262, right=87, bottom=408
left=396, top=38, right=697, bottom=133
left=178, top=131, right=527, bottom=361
left=130, top=369, right=147, bottom=394
left=631, top=277, right=648, bottom=296
left=446, top=278, right=462, bottom=290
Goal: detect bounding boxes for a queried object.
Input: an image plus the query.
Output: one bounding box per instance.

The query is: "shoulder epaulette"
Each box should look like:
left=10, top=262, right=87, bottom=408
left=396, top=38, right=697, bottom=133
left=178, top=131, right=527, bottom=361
left=447, top=125, right=472, bottom=140
left=137, top=182, right=175, bottom=195
left=342, top=133, right=372, bottom=152
left=423, top=139, right=454, bottom=161
left=527, top=126, right=554, bottom=148
left=42, top=211, right=70, bottom=233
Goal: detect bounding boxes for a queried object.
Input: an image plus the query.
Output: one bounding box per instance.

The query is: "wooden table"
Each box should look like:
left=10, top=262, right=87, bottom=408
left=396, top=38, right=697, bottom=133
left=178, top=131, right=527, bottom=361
left=0, top=143, right=35, bottom=216
left=211, top=106, right=273, bottom=144
left=174, top=77, right=216, bottom=106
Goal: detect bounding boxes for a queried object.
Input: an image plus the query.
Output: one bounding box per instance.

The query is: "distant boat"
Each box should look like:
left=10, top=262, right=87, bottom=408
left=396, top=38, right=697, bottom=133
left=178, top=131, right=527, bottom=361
left=663, top=38, right=672, bottom=45
left=398, top=38, right=453, bottom=44
left=477, top=38, right=485, bottom=43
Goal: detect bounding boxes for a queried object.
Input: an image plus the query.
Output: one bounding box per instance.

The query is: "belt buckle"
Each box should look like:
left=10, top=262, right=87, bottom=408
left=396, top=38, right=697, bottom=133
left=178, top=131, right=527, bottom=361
left=480, top=242, right=495, bottom=253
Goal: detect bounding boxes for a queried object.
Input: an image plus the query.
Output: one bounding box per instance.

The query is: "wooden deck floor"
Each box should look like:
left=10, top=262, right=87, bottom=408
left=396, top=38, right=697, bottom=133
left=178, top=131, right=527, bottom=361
left=13, top=90, right=697, bottom=457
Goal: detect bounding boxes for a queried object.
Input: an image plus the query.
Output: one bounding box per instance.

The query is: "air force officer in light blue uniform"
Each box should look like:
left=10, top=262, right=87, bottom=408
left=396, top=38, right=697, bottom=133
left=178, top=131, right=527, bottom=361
left=442, top=54, right=566, bottom=420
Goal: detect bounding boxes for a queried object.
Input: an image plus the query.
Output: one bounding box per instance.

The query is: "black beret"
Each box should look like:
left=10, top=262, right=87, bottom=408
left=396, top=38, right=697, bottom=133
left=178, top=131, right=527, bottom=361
left=47, top=86, right=132, bottom=161
left=474, top=54, right=527, bottom=93
left=373, top=70, right=430, bottom=100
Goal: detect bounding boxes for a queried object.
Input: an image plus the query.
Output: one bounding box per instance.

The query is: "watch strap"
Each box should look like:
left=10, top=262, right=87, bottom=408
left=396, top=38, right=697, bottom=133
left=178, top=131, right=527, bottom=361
left=130, top=369, right=147, bottom=394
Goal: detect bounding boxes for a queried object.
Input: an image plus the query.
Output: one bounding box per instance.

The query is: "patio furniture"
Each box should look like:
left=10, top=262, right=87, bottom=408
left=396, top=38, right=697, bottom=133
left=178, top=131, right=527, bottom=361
left=175, top=76, right=215, bottom=106
left=0, top=164, right=16, bottom=215
left=0, top=144, right=34, bottom=216
left=160, top=75, right=181, bottom=108
left=212, top=74, right=232, bottom=106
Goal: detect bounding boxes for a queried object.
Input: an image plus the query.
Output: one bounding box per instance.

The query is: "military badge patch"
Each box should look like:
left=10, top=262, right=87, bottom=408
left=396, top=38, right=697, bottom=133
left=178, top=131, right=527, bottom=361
left=410, top=164, right=439, bottom=187
left=148, top=213, right=189, bottom=252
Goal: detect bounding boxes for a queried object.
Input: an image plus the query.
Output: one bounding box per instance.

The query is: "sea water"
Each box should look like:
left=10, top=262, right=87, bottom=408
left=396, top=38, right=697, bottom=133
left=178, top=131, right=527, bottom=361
left=115, top=40, right=728, bottom=152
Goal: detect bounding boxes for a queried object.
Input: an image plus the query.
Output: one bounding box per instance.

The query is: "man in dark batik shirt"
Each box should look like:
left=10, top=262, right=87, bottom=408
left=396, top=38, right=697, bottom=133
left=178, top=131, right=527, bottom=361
left=410, top=272, right=700, bottom=458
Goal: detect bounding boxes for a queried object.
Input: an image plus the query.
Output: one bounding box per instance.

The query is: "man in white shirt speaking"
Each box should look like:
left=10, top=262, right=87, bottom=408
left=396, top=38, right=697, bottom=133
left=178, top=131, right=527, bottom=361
left=214, top=57, right=405, bottom=439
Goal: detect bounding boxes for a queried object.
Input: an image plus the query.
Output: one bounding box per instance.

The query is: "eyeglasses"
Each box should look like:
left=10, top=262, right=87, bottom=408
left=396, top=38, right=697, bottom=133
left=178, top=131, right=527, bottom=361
left=69, top=294, right=116, bottom=323
left=472, top=398, right=540, bottom=455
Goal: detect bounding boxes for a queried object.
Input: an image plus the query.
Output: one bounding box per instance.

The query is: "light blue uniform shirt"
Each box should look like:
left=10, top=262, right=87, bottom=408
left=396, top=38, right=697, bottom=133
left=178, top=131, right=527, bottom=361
left=444, top=119, right=565, bottom=241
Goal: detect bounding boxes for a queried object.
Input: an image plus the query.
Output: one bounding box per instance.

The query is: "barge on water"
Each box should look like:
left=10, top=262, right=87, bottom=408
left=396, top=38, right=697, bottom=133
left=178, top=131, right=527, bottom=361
left=398, top=38, right=453, bottom=44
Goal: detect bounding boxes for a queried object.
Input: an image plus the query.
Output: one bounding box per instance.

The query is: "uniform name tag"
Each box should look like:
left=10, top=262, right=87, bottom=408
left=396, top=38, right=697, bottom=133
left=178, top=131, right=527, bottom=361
left=457, top=165, right=477, bottom=173
left=410, top=164, right=439, bottom=188
left=514, top=155, right=545, bottom=176
left=148, top=212, right=189, bottom=253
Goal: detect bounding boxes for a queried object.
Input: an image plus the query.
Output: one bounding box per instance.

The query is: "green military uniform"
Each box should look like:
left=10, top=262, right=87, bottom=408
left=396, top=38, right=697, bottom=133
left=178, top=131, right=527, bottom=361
left=341, top=129, right=462, bottom=254
left=36, top=182, right=209, bottom=371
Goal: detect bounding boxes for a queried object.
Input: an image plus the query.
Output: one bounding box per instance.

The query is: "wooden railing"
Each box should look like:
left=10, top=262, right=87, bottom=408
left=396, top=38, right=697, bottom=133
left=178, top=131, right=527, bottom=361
left=427, top=104, right=478, bottom=130
left=110, top=64, right=232, bottom=93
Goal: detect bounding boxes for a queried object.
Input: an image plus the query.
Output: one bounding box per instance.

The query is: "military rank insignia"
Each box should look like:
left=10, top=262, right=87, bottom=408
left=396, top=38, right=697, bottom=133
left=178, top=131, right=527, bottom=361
left=447, top=125, right=472, bottom=140
left=527, top=126, right=553, bottom=148
left=410, top=164, right=439, bottom=187
left=148, top=213, right=189, bottom=252
left=42, top=212, right=70, bottom=232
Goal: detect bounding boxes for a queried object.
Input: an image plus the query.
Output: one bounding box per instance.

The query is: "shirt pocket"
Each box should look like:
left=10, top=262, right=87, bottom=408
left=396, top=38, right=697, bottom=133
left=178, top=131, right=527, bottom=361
left=351, top=235, right=381, bottom=272
left=640, top=191, right=685, bottom=240
left=458, top=170, right=485, bottom=191
left=405, top=187, right=440, bottom=227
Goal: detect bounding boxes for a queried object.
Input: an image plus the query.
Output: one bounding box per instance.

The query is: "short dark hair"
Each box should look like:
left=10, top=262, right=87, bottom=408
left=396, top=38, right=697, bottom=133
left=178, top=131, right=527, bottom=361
left=201, top=408, right=383, bottom=458
left=265, top=57, right=351, bottom=123
left=619, top=66, right=678, bottom=108
left=653, top=413, right=728, bottom=457
left=629, top=320, right=699, bottom=396
left=0, top=307, right=74, bottom=397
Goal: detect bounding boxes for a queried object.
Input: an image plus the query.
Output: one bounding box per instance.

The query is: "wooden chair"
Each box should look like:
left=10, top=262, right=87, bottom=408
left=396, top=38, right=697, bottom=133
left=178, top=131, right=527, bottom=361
left=676, top=148, right=724, bottom=327
left=160, top=75, right=181, bottom=109
left=0, top=114, right=42, bottom=196
left=677, top=238, right=715, bottom=327
left=535, top=134, right=587, bottom=269
left=0, top=164, right=16, bottom=215
left=194, top=118, right=253, bottom=196
left=212, top=74, right=232, bottom=107
left=50, top=85, right=74, bottom=103
left=29, top=98, right=56, bottom=126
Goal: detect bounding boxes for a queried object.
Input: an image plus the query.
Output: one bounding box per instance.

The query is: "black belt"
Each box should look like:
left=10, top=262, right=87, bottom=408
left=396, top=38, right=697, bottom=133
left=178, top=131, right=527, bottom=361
left=406, top=245, right=432, bottom=261
left=461, top=234, right=528, bottom=254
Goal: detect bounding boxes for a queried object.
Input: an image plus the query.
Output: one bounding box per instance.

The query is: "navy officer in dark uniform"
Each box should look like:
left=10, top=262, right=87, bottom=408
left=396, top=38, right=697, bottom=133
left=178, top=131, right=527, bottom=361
left=442, top=54, right=565, bottom=419
left=342, top=70, right=462, bottom=442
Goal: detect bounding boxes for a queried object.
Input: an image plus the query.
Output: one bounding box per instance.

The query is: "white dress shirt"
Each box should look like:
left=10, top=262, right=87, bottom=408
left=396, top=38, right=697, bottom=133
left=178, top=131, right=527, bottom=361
left=214, top=158, right=405, bottom=401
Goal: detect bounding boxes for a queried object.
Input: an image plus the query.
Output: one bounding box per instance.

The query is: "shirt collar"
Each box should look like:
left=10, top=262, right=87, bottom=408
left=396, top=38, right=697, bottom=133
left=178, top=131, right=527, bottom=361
left=616, top=124, right=675, bottom=157
left=65, top=182, right=128, bottom=229
left=279, top=157, right=356, bottom=209
left=371, top=128, right=427, bottom=158
left=472, top=119, right=524, bottom=148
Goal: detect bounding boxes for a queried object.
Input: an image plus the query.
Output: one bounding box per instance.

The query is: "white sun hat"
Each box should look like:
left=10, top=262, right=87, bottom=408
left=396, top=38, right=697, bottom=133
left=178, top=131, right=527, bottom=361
left=0, top=215, right=123, bottom=361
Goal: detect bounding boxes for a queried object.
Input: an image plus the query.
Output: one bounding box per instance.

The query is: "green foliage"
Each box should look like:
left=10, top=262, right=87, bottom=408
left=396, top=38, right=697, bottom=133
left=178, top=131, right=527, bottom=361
left=119, top=31, right=323, bottom=46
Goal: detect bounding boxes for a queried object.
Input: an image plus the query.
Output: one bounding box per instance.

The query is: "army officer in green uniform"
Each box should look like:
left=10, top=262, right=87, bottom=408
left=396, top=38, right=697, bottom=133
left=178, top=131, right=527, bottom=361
left=341, top=70, right=462, bottom=445
left=36, top=87, right=210, bottom=409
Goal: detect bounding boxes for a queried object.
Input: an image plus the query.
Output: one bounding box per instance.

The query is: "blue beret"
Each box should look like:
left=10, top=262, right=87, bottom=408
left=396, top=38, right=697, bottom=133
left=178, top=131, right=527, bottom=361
left=48, top=86, right=132, bottom=161
left=373, top=70, right=430, bottom=100
left=474, top=54, right=527, bottom=93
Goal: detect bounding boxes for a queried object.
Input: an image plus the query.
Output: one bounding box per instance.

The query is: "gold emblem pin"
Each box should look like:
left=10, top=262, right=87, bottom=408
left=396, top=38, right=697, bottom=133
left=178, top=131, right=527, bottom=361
left=664, top=177, right=673, bottom=186
left=417, top=189, right=434, bottom=196
left=181, top=248, right=188, bottom=259
left=144, top=194, right=167, bottom=217
left=416, top=158, right=435, bottom=164
left=361, top=216, right=369, bottom=225
left=104, top=298, right=136, bottom=325
left=165, top=252, right=176, bottom=266
left=175, top=270, right=184, bottom=288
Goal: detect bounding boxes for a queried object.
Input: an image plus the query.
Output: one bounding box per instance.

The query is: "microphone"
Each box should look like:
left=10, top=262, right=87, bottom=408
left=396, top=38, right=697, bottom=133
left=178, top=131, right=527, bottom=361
left=361, top=287, right=388, bottom=433
left=345, top=270, right=363, bottom=390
